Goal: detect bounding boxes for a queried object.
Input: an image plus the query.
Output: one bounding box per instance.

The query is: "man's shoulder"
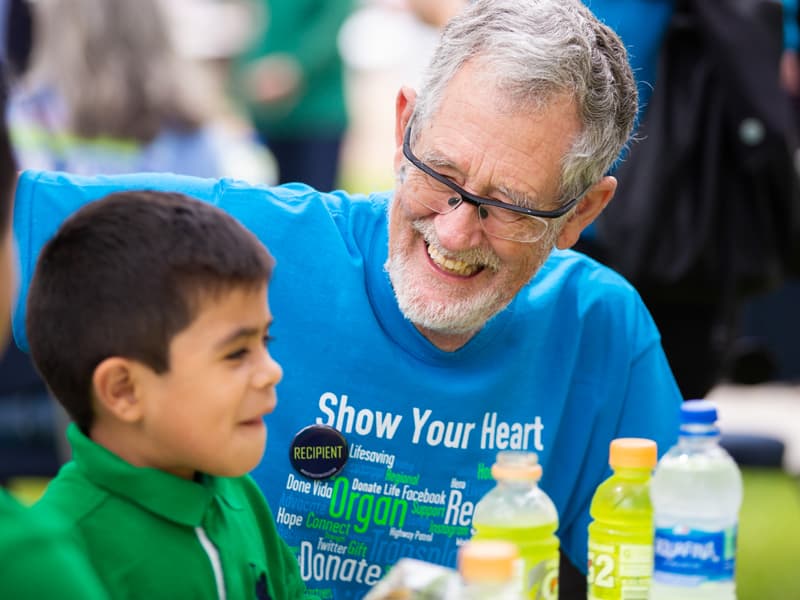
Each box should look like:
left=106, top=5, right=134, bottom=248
left=537, top=248, right=639, bottom=297
left=220, top=181, right=389, bottom=222
left=527, top=249, right=657, bottom=344
left=222, top=180, right=388, bottom=204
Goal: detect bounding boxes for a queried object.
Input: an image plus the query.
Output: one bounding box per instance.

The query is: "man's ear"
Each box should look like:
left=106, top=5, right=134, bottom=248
left=555, top=175, right=617, bottom=249
left=393, top=86, right=417, bottom=173
left=92, top=357, right=145, bottom=423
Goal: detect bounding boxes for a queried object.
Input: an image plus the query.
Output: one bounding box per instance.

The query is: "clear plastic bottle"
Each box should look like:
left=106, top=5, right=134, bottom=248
left=458, top=540, right=523, bottom=599
left=588, top=437, right=658, bottom=600
left=649, top=400, right=743, bottom=600
left=471, top=451, right=559, bottom=600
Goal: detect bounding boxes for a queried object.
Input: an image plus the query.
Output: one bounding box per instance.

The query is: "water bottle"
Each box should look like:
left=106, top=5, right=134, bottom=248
left=587, top=437, right=658, bottom=600
left=458, top=540, right=523, bottom=599
left=471, top=451, right=559, bottom=600
left=649, top=400, right=743, bottom=600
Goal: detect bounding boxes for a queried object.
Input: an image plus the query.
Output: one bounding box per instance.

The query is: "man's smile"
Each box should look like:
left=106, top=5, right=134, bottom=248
left=426, top=241, right=483, bottom=277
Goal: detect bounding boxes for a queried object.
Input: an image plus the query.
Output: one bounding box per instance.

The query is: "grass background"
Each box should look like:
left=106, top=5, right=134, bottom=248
left=737, top=468, right=800, bottom=599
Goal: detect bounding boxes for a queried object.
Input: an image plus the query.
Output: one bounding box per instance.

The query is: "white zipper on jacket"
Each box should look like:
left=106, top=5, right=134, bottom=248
left=195, top=526, right=227, bottom=600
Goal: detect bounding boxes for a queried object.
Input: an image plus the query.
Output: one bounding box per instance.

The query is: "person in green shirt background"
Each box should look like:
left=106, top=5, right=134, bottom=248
left=25, top=190, right=305, bottom=599
left=0, top=79, right=109, bottom=599
left=0, top=490, right=110, bottom=598
left=232, top=0, right=353, bottom=191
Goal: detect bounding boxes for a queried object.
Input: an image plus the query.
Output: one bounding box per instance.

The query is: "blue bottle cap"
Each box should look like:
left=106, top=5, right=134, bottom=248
left=680, top=399, right=718, bottom=424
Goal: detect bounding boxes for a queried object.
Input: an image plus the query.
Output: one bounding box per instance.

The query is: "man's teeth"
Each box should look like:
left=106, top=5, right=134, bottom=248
left=427, top=244, right=480, bottom=276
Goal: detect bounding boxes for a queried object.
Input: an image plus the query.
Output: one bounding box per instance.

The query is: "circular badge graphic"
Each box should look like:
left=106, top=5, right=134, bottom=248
left=289, top=424, right=349, bottom=480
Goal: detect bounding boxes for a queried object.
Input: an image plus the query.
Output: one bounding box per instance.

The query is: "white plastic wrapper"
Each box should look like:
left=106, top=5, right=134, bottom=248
left=364, top=558, right=462, bottom=600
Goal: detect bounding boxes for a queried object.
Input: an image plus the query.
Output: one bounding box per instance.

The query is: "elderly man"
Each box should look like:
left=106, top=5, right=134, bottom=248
left=11, top=0, right=681, bottom=598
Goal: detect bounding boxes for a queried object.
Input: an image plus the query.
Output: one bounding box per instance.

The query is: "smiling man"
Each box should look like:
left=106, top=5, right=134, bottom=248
left=10, top=1, right=681, bottom=598
left=386, top=59, right=616, bottom=351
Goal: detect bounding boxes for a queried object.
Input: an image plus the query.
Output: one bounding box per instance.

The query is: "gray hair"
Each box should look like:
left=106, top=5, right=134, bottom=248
left=413, top=0, right=637, bottom=202
left=25, top=0, right=207, bottom=142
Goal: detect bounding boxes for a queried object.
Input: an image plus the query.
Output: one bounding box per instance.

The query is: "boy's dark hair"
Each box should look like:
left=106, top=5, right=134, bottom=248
left=26, top=191, right=275, bottom=432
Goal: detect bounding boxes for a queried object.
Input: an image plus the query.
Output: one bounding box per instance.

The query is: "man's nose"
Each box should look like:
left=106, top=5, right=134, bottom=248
left=433, top=197, right=485, bottom=249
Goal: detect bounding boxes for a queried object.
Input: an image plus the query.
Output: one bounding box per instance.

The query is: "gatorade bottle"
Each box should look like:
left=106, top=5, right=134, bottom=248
left=587, top=437, right=658, bottom=600
left=471, top=451, right=559, bottom=600
left=649, top=400, right=742, bottom=600
left=458, top=540, right=523, bottom=599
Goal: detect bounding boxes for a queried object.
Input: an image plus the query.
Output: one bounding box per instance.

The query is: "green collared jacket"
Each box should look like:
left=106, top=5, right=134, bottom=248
left=33, top=425, right=305, bottom=600
left=0, top=489, right=109, bottom=598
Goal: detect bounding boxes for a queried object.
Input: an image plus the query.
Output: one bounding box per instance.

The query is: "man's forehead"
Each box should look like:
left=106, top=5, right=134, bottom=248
left=418, top=103, right=578, bottom=203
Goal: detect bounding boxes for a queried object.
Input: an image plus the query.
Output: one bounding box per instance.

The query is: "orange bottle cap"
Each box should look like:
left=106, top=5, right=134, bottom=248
left=609, top=438, right=657, bottom=469
left=490, top=451, right=542, bottom=481
left=458, top=540, right=519, bottom=582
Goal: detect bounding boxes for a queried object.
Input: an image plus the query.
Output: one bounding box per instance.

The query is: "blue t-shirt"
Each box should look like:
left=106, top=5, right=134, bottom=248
left=12, top=171, right=682, bottom=599
left=580, top=0, right=674, bottom=242
left=586, top=0, right=674, bottom=121
left=784, top=0, right=800, bottom=51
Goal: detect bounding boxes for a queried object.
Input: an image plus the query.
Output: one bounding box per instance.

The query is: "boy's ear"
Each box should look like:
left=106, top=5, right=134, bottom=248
left=92, top=357, right=144, bottom=423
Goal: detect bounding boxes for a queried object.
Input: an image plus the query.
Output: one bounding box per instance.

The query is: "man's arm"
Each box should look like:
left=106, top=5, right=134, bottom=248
left=12, top=171, right=224, bottom=350
left=559, top=340, right=681, bottom=574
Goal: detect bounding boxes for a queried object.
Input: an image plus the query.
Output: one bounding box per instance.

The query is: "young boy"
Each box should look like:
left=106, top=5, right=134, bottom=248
left=26, top=190, right=305, bottom=599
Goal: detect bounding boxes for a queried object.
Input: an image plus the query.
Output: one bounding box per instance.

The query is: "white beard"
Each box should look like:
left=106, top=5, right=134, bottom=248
left=385, top=189, right=561, bottom=338
left=386, top=247, right=512, bottom=335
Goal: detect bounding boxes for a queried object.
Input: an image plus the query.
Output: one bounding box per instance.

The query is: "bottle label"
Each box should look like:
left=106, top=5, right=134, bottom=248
left=524, top=556, right=559, bottom=600
left=588, top=541, right=652, bottom=599
left=653, top=526, right=737, bottom=586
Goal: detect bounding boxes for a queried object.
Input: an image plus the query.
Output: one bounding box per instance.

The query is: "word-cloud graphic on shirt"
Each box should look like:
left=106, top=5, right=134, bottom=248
left=275, top=391, right=547, bottom=599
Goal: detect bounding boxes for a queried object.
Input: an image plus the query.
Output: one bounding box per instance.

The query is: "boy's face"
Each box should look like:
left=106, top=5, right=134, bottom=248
left=134, top=284, right=282, bottom=479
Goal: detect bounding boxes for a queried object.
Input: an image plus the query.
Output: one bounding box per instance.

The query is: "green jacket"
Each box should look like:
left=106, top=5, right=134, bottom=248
left=0, top=488, right=109, bottom=598
left=34, top=425, right=305, bottom=600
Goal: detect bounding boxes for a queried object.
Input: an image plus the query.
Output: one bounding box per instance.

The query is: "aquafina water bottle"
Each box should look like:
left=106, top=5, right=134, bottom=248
left=649, top=400, right=743, bottom=599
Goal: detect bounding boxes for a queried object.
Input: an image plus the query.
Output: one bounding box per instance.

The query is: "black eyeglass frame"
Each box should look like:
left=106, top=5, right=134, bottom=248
left=402, top=119, right=581, bottom=220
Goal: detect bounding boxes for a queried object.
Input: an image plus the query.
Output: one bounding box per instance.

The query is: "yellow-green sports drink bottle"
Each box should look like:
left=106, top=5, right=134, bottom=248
left=471, top=451, right=559, bottom=600
left=587, top=438, right=658, bottom=600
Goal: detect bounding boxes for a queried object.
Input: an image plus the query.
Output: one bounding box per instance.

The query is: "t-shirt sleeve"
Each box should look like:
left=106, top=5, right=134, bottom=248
left=12, top=170, right=223, bottom=351
left=560, top=338, right=682, bottom=573
left=517, top=255, right=685, bottom=576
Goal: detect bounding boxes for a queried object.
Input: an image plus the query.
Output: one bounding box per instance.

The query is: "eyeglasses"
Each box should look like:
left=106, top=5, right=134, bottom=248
left=401, top=119, right=581, bottom=243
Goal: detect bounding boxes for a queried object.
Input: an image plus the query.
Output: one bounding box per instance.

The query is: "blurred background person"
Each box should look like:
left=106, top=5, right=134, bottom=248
left=1, top=0, right=276, bottom=486
left=592, top=0, right=799, bottom=399
left=7, top=0, right=274, bottom=181
left=781, top=0, right=800, bottom=104
left=0, top=0, right=32, bottom=80
left=231, top=0, right=353, bottom=191
left=0, top=59, right=109, bottom=599
left=584, top=0, right=674, bottom=131
left=405, top=0, right=465, bottom=28
left=0, top=0, right=53, bottom=490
